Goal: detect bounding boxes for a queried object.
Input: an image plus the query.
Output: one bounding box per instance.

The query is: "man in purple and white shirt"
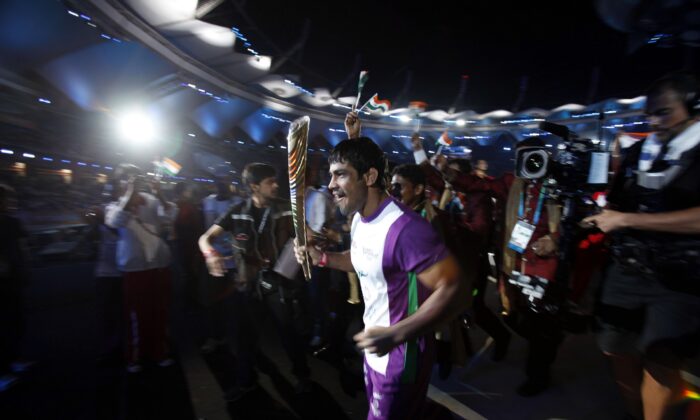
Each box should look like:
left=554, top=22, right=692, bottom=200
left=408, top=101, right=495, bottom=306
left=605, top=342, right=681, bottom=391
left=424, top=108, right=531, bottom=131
left=295, top=131, right=468, bottom=419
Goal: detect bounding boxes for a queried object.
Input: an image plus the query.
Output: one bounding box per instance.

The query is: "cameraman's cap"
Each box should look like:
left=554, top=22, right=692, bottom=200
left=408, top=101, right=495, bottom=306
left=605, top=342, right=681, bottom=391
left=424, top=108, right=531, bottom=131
left=516, top=138, right=546, bottom=149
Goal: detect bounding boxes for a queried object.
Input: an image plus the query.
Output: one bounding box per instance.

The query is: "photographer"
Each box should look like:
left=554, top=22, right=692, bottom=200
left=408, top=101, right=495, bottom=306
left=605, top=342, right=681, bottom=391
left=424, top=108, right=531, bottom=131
left=584, top=73, right=700, bottom=420
left=105, top=165, right=176, bottom=373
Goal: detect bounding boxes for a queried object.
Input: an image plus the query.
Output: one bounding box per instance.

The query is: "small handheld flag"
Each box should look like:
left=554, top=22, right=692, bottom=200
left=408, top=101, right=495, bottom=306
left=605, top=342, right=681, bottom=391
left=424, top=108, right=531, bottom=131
left=154, top=157, right=182, bottom=176
left=437, top=131, right=453, bottom=147
left=359, top=93, right=391, bottom=114
left=408, top=101, right=427, bottom=132
left=435, top=131, right=452, bottom=156
left=353, top=70, right=369, bottom=111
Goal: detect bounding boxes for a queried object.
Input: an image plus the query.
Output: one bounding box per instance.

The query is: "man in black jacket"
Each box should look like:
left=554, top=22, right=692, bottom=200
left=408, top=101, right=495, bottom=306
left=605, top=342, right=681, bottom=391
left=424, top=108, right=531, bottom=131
left=199, top=163, right=310, bottom=401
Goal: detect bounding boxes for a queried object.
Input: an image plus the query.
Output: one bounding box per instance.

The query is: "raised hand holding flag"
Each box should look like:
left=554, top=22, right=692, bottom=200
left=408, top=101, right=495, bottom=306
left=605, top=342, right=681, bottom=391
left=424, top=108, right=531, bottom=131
left=435, top=130, right=452, bottom=156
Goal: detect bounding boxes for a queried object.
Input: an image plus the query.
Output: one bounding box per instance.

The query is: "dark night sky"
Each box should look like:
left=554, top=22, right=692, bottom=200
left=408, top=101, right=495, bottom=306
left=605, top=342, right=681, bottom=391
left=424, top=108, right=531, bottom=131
left=204, top=0, right=694, bottom=112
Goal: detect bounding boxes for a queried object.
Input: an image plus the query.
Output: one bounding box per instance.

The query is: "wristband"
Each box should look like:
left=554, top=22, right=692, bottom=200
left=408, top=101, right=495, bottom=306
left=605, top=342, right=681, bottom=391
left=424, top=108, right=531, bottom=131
left=413, top=149, right=428, bottom=165
left=202, top=249, right=220, bottom=258
left=318, top=252, right=328, bottom=267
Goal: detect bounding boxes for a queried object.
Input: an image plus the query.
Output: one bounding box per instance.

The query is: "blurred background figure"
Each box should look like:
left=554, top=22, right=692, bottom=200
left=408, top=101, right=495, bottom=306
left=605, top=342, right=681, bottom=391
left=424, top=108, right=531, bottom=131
left=173, top=181, right=204, bottom=310
left=88, top=179, right=124, bottom=367
left=304, top=156, right=336, bottom=349
left=105, top=164, right=177, bottom=373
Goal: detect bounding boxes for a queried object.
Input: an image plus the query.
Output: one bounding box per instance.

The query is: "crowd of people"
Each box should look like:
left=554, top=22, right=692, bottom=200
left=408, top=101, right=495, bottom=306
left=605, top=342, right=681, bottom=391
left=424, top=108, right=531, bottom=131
left=2, top=71, right=700, bottom=420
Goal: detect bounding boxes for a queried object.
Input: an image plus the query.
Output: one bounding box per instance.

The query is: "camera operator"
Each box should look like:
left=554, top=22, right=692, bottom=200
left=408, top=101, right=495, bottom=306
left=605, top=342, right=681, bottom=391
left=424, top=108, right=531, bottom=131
left=412, top=136, right=563, bottom=396
left=583, top=72, right=700, bottom=420
left=105, top=165, right=177, bottom=372
left=498, top=138, right=564, bottom=397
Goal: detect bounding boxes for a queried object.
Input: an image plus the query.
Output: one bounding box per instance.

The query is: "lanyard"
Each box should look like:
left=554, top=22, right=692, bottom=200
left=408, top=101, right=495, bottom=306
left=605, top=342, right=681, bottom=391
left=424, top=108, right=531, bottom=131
left=518, top=184, right=546, bottom=225
left=257, top=207, right=271, bottom=234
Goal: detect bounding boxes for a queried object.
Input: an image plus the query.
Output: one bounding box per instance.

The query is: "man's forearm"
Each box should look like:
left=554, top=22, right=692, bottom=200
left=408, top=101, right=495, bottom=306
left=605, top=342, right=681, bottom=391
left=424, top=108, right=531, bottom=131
left=626, top=207, right=700, bottom=234
left=391, top=280, right=467, bottom=343
left=325, top=250, right=355, bottom=272
left=198, top=234, right=214, bottom=254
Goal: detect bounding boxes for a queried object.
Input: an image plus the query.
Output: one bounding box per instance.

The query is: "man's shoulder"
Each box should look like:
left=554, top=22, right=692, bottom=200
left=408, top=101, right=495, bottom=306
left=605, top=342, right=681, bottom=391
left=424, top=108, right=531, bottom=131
left=221, top=200, right=248, bottom=217
left=270, top=197, right=291, bottom=209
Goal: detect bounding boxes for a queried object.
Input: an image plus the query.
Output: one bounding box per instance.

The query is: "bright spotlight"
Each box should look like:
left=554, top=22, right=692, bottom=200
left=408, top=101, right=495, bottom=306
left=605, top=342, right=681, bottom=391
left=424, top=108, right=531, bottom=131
left=117, top=110, right=157, bottom=144
left=398, top=115, right=411, bottom=123
left=456, top=119, right=466, bottom=127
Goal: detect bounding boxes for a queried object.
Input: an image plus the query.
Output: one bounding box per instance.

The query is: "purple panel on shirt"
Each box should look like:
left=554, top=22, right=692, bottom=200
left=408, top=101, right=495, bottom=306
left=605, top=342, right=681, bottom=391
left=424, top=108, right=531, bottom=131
left=382, top=200, right=450, bottom=327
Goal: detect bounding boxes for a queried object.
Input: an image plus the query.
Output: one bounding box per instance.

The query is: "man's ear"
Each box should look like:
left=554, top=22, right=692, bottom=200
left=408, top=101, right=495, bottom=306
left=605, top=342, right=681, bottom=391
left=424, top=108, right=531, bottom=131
left=415, top=184, right=425, bottom=197
left=249, top=183, right=259, bottom=193
left=364, top=168, right=379, bottom=187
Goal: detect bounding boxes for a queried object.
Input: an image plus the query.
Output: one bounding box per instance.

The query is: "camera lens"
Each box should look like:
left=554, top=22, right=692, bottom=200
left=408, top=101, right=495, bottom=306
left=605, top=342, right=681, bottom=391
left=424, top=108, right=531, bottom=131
left=525, top=153, right=545, bottom=174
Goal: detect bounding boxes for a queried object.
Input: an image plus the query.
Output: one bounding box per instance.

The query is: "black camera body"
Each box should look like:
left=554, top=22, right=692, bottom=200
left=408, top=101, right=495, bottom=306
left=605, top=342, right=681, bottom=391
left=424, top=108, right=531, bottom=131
left=515, top=123, right=605, bottom=191
left=511, top=122, right=609, bottom=324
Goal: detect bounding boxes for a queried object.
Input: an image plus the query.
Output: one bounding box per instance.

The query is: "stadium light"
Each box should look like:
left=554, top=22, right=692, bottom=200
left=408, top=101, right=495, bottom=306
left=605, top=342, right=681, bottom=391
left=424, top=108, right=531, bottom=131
left=117, top=109, right=157, bottom=145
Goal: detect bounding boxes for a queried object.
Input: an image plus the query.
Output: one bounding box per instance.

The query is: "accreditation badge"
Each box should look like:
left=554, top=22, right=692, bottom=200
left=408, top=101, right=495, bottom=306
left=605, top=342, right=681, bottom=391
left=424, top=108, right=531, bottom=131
left=508, top=220, right=536, bottom=253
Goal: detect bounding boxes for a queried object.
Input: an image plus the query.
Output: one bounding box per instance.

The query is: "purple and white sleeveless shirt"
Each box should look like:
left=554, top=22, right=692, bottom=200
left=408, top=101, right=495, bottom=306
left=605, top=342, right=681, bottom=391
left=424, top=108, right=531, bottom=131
left=350, top=197, right=450, bottom=374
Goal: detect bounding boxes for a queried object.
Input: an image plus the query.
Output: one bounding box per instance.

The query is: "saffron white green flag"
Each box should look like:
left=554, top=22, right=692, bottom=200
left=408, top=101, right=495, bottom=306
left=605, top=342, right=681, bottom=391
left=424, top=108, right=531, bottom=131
left=437, top=131, right=453, bottom=147
left=156, top=157, right=182, bottom=176
left=361, top=94, right=391, bottom=114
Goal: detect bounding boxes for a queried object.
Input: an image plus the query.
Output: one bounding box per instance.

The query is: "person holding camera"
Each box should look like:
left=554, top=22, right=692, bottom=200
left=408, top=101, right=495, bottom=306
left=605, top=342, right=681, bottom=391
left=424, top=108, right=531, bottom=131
left=583, top=72, right=700, bottom=420
left=497, top=138, right=564, bottom=397
left=105, top=164, right=177, bottom=373
left=412, top=136, right=562, bottom=395
left=198, top=162, right=311, bottom=401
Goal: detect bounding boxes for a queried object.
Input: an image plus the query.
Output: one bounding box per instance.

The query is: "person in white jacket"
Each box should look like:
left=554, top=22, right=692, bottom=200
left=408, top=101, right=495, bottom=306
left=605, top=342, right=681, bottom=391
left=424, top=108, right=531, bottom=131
left=105, top=165, right=177, bottom=373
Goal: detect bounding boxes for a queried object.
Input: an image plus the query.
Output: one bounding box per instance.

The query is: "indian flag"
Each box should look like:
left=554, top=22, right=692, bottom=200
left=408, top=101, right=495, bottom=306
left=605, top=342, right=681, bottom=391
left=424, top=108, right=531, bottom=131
left=357, top=70, right=369, bottom=91
left=157, top=157, right=182, bottom=176
left=408, top=101, right=427, bottom=112
left=437, top=131, right=452, bottom=146
left=364, top=94, right=391, bottom=113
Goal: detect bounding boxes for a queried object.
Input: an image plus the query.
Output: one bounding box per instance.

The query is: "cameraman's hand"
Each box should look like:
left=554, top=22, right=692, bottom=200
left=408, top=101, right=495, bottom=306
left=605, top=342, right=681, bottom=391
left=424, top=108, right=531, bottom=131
left=345, top=112, right=361, bottom=139
left=582, top=210, right=629, bottom=233
left=531, top=235, right=557, bottom=257
left=294, top=238, right=322, bottom=266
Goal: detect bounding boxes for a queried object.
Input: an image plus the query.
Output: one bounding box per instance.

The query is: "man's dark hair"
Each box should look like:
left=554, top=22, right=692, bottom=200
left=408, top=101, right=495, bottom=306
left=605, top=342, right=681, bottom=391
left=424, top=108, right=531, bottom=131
left=215, top=180, right=230, bottom=197
left=448, top=158, right=472, bottom=173
left=329, top=137, right=386, bottom=188
left=392, top=164, right=426, bottom=187
left=647, top=71, right=700, bottom=115
left=242, top=163, right=276, bottom=187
